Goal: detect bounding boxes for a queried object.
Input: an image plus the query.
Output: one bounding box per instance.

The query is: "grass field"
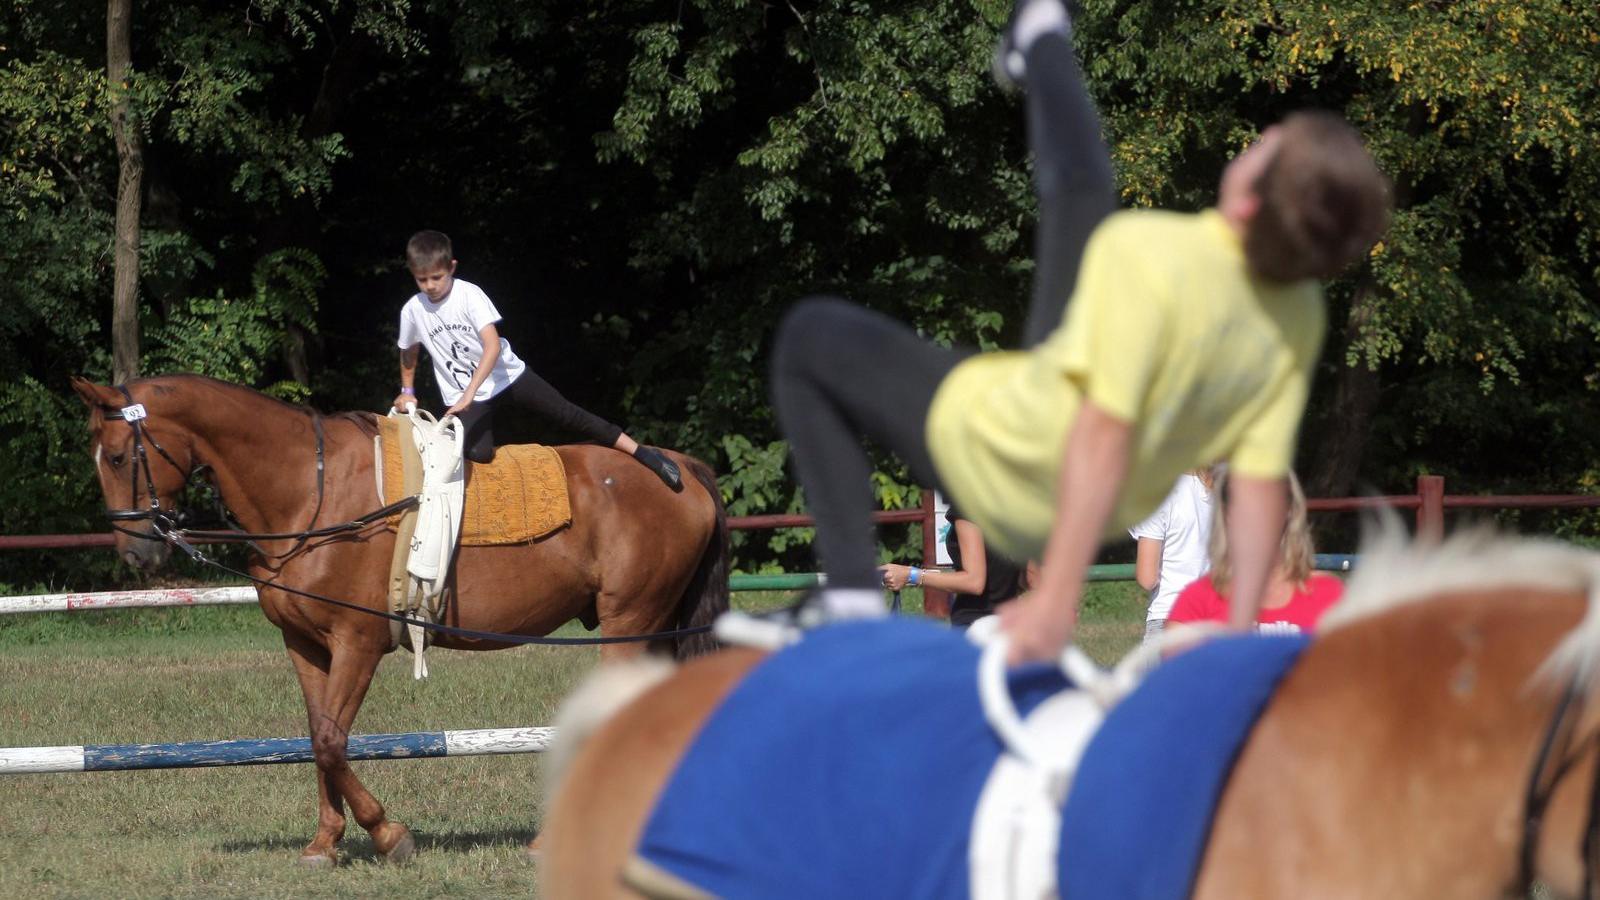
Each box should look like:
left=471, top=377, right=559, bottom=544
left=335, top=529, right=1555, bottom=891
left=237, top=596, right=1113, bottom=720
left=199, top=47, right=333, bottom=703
left=0, top=584, right=1148, bottom=899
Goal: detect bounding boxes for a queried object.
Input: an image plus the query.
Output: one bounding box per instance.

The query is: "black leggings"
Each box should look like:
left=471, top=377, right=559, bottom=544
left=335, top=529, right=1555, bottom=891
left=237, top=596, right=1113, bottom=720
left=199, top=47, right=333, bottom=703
left=771, top=32, right=1114, bottom=589
left=1022, top=32, right=1118, bottom=347
left=455, top=370, right=623, bottom=464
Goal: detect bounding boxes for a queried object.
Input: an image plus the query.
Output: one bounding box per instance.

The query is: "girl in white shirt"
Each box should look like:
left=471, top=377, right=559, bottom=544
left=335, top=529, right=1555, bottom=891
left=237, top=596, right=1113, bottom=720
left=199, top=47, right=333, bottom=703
left=1128, top=467, right=1216, bottom=640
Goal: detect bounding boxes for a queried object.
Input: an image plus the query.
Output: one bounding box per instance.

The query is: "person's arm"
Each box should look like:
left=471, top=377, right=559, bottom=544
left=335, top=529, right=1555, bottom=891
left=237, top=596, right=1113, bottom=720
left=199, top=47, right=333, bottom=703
left=1221, top=474, right=1287, bottom=630
left=1000, top=400, right=1132, bottom=663
left=1134, top=537, right=1162, bottom=593
left=392, top=344, right=420, bottom=412
left=880, top=520, right=988, bottom=595
left=445, top=322, right=502, bottom=416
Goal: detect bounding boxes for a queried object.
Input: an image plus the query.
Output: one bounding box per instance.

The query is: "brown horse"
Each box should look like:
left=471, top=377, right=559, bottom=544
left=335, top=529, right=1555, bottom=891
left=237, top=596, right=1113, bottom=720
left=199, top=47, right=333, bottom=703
left=541, top=530, right=1600, bottom=898
left=71, top=374, right=728, bottom=867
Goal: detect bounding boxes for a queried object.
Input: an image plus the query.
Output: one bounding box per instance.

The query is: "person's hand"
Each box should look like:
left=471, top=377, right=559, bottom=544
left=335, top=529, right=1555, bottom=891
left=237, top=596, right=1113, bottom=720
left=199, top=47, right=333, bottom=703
left=391, top=392, right=418, bottom=413
left=445, top=396, right=473, bottom=417
left=879, top=564, right=911, bottom=591
left=998, top=589, right=1077, bottom=665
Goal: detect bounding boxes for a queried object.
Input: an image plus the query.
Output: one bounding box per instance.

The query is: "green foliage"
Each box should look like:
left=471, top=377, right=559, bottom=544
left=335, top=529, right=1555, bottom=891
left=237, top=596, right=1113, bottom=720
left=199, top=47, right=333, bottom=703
left=147, top=249, right=324, bottom=400
left=718, top=433, right=809, bottom=567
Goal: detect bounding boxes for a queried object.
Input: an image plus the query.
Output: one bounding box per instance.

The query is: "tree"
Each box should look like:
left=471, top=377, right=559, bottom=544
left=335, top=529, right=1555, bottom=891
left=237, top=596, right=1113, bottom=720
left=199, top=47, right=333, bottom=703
left=105, top=0, right=142, bottom=384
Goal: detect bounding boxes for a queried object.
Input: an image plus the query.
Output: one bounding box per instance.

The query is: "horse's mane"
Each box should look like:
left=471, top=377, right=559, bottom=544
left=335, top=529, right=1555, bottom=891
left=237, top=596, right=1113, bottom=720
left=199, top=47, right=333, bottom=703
left=1321, top=513, right=1600, bottom=686
left=135, top=373, right=380, bottom=437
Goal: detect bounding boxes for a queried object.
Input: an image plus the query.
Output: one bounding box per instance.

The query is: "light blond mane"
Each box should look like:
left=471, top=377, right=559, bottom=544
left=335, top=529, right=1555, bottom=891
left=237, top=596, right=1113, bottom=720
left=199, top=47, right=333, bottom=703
left=1320, top=514, right=1600, bottom=686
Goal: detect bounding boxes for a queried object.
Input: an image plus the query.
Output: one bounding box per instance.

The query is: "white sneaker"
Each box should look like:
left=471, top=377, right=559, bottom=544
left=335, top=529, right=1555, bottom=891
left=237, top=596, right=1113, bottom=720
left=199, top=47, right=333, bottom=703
left=713, top=589, right=887, bottom=651
left=993, top=0, right=1073, bottom=91
left=714, top=604, right=824, bottom=651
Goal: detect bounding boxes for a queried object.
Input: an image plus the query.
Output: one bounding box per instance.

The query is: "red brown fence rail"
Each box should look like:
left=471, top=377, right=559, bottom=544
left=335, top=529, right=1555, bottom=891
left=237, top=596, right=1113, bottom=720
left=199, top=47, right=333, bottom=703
left=11, top=476, right=1600, bottom=553
left=11, top=477, right=1600, bottom=615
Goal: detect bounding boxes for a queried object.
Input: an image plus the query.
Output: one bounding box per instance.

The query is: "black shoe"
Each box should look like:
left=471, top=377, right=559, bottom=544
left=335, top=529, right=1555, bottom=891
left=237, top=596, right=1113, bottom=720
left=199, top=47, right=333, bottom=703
left=633, top=446, right=683, bottom=491
left=993, top=0, right=1073, bottom=92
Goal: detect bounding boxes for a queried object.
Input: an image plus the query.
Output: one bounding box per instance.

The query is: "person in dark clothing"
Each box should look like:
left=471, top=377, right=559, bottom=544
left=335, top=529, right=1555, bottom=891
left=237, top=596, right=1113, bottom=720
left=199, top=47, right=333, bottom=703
left=880, top=508, right=1026, bottom=629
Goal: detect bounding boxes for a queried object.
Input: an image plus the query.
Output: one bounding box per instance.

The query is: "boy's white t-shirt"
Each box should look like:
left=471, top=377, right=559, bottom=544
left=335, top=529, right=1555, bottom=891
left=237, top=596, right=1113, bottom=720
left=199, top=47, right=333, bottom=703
left=1128, top=473, right=1213, bottom=622
left=396, top=278, right=527, bottom=406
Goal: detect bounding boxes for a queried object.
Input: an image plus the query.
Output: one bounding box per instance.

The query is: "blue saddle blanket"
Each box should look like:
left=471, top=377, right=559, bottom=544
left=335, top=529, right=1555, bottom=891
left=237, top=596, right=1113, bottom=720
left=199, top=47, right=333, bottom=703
left=1059, top=633, right=1308, bottom=898
left=635, top=618, right=1307, bottom=898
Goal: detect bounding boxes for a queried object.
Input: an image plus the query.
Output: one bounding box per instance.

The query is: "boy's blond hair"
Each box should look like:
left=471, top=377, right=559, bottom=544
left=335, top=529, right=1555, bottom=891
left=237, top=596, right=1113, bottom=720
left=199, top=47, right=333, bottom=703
left=1245, top=111, right=1391, bottom=282
left=406, top=230, right=453, bottom=273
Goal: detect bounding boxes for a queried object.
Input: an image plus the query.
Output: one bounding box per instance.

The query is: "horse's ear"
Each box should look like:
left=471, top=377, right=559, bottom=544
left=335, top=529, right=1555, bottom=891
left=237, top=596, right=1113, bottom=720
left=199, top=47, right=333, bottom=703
left=70, top=376, right=119, bottom=410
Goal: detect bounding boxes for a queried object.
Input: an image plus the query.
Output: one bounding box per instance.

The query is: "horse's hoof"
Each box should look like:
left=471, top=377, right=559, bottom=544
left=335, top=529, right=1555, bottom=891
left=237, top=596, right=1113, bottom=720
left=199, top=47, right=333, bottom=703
left=297, top=850, right=337, bottom=869
left=381, top=827, right=416, bottom=865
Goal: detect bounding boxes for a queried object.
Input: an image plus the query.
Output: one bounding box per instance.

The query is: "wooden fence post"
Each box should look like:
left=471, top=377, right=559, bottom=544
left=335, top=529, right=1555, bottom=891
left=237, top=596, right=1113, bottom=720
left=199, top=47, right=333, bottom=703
left=1417, top=475, right=1445, bottom=543
left=920, top=489, right=949, bottom=618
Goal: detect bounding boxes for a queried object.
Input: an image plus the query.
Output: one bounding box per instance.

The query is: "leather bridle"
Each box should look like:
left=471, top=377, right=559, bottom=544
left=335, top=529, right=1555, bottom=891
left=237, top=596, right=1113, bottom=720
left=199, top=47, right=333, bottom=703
left=97, top=384, right=342, bottom=561
left=1517, top=671, right=1600, bottom=898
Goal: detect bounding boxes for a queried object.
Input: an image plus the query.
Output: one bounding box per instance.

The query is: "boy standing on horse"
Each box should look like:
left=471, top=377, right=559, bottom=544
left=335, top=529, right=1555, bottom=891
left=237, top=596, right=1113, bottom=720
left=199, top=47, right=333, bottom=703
left=721, top=0, right=1389, bottom=661
left=391, top=230, right=681, bottom=490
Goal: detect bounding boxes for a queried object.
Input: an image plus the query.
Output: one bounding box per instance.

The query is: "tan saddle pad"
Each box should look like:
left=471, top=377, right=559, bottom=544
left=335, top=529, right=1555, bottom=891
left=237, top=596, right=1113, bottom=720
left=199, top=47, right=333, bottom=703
left=376, top=415, right=571, bottom=545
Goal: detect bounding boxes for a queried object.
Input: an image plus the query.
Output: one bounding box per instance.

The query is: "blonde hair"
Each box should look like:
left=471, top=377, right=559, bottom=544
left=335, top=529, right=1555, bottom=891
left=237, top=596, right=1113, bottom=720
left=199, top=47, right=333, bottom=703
left=1207, top=468, right=1314, bottom=593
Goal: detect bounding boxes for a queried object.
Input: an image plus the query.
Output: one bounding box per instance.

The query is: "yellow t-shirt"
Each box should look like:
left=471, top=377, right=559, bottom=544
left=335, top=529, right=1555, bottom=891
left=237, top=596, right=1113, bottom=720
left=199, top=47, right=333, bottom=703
left=925, top=208, right=1325, bottom=562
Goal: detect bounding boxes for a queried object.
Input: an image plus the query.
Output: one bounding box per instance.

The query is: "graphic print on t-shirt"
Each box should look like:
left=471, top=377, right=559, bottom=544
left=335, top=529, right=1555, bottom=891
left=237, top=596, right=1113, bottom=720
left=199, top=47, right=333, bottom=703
left=396, top=279, right=526, bottom=406
left=445, top=341, right=476, bottom=391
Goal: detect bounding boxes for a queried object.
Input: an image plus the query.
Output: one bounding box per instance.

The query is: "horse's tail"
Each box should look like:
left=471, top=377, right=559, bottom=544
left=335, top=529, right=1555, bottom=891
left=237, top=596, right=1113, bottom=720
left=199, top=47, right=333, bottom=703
left=675, top=457, right=730, bottom=660
left=544, top=655, right=677, bottom=800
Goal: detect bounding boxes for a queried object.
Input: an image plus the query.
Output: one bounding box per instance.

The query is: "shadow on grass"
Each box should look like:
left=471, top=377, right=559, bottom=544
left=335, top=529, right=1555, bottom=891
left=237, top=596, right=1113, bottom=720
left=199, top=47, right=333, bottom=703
left=219, top=827, right=537, bottom=860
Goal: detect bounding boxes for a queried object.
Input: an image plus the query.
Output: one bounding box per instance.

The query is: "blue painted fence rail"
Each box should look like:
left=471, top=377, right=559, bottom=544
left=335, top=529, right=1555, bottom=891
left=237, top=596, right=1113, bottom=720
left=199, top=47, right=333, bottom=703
left=0, top=726, right=554, bottom=775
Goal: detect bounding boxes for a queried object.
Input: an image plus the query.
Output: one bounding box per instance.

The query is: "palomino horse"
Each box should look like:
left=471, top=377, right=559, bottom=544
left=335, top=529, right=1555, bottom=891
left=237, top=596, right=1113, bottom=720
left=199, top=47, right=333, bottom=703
left=542, top=530, right=1600, bottom=898
left=71, top=374, right=728, bottom=867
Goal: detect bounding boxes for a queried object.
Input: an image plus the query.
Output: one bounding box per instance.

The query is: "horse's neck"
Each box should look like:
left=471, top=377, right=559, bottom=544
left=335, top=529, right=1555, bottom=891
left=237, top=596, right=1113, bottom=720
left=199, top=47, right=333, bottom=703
left=178, top=391, right=345, bottom=537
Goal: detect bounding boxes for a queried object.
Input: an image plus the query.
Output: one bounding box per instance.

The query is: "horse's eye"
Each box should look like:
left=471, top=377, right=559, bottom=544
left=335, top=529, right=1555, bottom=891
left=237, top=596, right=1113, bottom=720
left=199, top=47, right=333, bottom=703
left=109, top=453, right=126, bottom=468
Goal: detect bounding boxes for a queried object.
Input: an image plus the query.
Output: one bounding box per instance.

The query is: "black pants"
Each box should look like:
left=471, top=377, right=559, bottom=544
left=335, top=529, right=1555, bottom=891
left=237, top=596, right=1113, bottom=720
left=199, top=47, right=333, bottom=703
left=771, top=33, right=1115, bottom=589
left=455, top=370, right=623, bottom=464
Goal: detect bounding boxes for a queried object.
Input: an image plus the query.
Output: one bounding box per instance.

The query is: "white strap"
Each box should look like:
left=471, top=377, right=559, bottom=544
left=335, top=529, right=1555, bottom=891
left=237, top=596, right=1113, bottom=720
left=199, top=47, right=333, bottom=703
left=977, top=634, right=1112, bottom=776
left=409, top=620, right=429, bottom=680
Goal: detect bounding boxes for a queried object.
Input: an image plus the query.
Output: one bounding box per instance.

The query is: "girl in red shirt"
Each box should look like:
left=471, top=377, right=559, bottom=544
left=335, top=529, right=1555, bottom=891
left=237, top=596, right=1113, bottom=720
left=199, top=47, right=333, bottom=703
left=1167, top=469, right=1341, bottom=635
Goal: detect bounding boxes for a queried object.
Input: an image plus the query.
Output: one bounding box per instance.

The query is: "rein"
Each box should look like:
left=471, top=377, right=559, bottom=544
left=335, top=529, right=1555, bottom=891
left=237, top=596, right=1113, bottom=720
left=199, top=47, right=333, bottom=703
left=97, top=386, right=711, bottom=648
left=1518, top=671, right=1600, bottom=898
left=101, top=386, right=411, bottom=561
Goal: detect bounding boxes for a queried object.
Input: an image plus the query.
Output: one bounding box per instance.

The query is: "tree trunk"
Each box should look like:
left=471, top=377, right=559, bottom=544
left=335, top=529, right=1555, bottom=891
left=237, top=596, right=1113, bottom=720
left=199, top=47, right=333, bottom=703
left=1307, top=275, right=1383, bottom=499
left=107, top=0, right=143, bottom=384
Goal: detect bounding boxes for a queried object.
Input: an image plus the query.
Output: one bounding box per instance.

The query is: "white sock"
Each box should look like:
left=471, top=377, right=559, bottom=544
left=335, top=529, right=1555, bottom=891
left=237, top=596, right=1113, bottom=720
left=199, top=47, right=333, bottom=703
left=820, top=588, right=888, bottom=619
left=1013, top=0, right=1071, bottom=54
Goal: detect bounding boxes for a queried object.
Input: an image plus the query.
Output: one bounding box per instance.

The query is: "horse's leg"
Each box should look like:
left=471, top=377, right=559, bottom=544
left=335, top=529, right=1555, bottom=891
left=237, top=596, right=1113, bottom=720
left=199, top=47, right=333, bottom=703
left=597, top=575, right=687, bottom=663
left=283, top=632, right=348, bottom=867
left=311, top=639, right=416, bottom=864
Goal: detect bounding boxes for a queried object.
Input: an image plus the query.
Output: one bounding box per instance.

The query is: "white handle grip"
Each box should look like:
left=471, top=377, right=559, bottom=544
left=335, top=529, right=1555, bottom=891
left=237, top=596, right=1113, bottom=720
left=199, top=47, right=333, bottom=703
left=977, top=633, right=1112, bottom=775
left=978, top=636, right=1051, bottom=770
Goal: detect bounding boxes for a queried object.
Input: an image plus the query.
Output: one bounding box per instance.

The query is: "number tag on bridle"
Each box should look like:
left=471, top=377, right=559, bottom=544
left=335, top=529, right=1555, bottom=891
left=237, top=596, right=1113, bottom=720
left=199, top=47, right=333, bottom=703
left=120, top=403, right=149, bottom=422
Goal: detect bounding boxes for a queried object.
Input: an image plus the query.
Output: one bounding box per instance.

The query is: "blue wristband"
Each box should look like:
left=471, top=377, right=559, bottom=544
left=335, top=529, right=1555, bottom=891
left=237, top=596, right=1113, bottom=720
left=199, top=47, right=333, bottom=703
left=908, top=566, right=922, bottom=587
